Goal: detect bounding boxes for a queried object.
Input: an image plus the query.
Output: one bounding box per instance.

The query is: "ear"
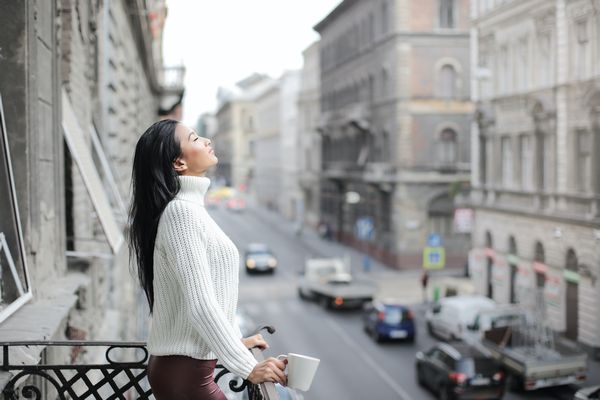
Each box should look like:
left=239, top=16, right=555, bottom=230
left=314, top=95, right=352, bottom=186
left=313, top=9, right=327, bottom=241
left=173, top=157, right=187, bottom=173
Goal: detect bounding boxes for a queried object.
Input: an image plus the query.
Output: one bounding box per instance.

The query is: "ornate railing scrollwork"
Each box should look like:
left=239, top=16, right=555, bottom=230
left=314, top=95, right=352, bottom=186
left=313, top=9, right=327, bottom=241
left=1, top=326, right=278, bottom=400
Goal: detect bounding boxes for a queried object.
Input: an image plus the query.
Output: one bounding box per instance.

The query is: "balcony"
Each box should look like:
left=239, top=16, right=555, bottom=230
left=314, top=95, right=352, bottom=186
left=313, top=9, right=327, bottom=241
left=363, top=162, right=396, bottom=183
left=322, top=161, right=363, bottom=180
left=472, top=186, right=600, bottom=224
left=159, top=66, right=185, bottom=95
left=0, top=327, right=279, bottom=400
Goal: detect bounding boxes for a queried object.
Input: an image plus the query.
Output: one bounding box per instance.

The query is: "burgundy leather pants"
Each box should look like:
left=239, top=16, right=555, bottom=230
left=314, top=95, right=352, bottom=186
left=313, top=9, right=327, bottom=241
left=147, top=355, right=227, bottom=400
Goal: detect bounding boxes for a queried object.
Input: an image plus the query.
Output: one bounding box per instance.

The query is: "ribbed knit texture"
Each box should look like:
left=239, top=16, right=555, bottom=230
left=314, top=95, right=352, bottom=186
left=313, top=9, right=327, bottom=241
left=147, top=175, right=257, bottom=379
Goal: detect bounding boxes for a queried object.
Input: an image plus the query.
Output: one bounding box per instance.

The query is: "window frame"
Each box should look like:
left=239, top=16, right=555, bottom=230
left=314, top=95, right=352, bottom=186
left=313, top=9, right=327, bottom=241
left=0, top=93, right=33, bottom=323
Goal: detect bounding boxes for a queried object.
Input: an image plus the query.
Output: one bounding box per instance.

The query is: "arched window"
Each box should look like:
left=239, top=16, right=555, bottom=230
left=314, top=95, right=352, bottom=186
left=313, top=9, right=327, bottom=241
left=534, top=241, right=546, bottom=288
left=508, top=236, right=518, bottom=303
left=438, top=128, right=457, bottom=166
left=508, top=236, right=517, bottom=255
left=534, top=241, right=545, bottom=262
left=428, top=193, right=454, bottom=237
left=484, top=231, right=493, bottom=298
left=381, top=68, right=389, bottom=98
left=368, top=75, right=375, bottom=103
left=485, top=231, right=493, bottom=248
left=439, top=65, right=457, bottom=99
left=565, top=248, right=579, bottom=340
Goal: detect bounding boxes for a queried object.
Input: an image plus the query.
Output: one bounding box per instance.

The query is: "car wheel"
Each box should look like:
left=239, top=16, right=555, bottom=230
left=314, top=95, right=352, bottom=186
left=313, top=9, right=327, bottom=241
left=427, top=322, right=435, bottom=336
left=319, top=296, right=330, bottom=309
left=407, top=335, right=415, bottom=343
left=416, top=366, right=426, bottom=387
left=438, top=385, right=450, bottom=400
left=371, top=329, right=382, bottom=343
left=507, top=374, right=523, bottom=392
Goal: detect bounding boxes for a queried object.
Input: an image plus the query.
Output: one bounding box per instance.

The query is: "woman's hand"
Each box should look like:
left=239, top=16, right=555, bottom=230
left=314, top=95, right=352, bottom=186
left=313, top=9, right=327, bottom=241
left=247, top=357, right=287, bottom=386
left=241, top=334, right=269, bottom=350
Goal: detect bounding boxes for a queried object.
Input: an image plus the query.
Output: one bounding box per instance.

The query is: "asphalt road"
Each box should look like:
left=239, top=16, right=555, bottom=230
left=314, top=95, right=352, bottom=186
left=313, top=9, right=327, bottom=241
left=209, top=205, right=584, bottom=400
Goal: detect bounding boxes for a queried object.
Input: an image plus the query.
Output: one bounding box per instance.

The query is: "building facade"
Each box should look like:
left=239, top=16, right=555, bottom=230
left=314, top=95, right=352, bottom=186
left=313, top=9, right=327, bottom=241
left=279, top=70, right=303, bottom=220
left=252, top=80, right=283, bottom=210
left=214, top=74, right=273, bottom=190
left=298, top=42, right=323, bottom=229
left=0, top=0, right=181, bottom=395
left=469, top=0, right=600, bottom=354
left=314, top=0, right=473, bottom=269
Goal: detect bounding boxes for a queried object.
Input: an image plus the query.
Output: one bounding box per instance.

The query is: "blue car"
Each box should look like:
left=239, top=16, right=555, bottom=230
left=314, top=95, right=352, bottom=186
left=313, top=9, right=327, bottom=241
left=362, top=301, right=416, bottom=343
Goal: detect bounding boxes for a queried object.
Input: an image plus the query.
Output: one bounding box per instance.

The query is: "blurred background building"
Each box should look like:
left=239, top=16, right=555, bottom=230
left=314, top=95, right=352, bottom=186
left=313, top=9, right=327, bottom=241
left=214, top=73, right=273, bottom=189
left=469, top=0, right=600, bottom=356
left=313, top=0, right=473, bottom=269
left=0, top=0, right=183, bottom=392
left=297, top=42, right=323, bottom=230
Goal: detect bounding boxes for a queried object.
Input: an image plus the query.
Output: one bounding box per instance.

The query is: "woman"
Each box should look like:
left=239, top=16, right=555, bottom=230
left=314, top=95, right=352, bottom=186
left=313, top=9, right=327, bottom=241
left=128, top=119, right=287, bottom=400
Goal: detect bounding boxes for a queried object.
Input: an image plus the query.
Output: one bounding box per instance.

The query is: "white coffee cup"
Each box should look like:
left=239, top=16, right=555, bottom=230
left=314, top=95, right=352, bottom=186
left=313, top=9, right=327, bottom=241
left=277, top=353, right=320, bottom=391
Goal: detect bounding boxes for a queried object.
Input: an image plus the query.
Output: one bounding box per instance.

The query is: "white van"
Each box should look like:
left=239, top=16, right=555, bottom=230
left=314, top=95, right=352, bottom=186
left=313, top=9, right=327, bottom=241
left=462, top=305, right=528, bottom=342
left=425, top=295, right=496, bottom=341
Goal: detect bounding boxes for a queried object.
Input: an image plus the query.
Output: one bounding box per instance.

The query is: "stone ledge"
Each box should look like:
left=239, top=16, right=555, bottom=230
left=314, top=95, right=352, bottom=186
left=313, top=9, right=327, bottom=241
left=0, top=272, right=90, bottom=391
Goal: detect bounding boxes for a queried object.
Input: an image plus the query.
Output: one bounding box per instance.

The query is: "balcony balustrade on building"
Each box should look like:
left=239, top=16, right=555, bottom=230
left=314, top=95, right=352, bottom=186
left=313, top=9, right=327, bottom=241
left=475, top=186, right=600, bottom=222
left=159, top=66, right=186, bottom=95
left=0, top=327, right=279, bottom=400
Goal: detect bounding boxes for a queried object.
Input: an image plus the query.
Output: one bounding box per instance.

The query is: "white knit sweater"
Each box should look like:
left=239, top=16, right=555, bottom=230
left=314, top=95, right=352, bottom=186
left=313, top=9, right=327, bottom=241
left=147, top=175, right=257, bottom=379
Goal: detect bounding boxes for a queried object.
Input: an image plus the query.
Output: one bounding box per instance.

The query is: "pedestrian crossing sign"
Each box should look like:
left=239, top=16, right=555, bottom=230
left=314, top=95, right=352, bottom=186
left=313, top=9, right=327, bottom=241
left=423, top=247, right=445, bottom=269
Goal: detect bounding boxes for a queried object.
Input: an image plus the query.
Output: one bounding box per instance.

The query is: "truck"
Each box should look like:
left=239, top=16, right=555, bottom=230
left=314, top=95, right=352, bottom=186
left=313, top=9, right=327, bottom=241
left=478, top=324, right=588, bottom=391
left=297, top=257, right=376, bottom=309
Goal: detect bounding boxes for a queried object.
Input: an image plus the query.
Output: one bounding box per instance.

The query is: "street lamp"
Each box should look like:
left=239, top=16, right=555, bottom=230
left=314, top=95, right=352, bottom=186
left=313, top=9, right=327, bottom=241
left=345, top=191, right=361, bottom=204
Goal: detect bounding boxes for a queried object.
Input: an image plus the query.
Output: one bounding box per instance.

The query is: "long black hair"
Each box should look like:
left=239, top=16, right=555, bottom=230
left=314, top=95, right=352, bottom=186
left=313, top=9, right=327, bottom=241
left=128, top=119, right=181, bottom=313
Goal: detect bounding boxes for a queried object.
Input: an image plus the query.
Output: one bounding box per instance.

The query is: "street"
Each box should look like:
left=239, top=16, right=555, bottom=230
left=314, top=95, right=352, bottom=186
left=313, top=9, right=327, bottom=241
left=210, top=204, right=587, bottom=400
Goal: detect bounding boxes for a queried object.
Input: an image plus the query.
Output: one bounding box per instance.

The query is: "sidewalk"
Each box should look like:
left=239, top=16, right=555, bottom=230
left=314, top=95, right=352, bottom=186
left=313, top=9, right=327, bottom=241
left=248, top=204, right=465, bottom=304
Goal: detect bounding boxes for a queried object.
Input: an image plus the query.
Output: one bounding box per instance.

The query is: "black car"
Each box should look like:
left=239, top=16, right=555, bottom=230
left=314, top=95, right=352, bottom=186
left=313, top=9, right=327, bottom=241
left=244, top=243, right=277, bottom=274
left=416, top=343, right=505, bottom=400
left=576, top=386, right=600, bottom=400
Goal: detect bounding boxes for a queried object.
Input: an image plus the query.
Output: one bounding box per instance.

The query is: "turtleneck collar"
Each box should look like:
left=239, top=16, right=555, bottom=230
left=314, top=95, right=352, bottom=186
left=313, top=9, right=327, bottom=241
left=175, top=175, right=211, bottom=206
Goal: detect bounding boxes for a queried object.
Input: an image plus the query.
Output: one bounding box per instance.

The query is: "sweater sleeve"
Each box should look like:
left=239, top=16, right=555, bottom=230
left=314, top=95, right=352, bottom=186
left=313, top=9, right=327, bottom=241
left=163, top=202, right=258, bottom=379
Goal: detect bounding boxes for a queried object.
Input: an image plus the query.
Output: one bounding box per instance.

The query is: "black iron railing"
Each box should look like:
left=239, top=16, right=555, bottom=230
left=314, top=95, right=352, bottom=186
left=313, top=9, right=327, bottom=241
left=1, top=327, right=278, bottom=400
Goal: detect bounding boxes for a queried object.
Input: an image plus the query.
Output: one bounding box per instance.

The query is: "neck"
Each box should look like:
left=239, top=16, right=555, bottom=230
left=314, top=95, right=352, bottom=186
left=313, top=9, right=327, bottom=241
left=175, top=175, right=211, bottom=205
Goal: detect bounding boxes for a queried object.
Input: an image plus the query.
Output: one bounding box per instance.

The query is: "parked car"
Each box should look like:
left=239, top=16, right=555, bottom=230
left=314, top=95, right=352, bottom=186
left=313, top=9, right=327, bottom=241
left=416, top=343, right=506, bottom=400
left=205, top=195, right=220, bottom=209
left=362, top=300, right=415, bottom=343
left=575, top=385, right=600, bottom=400
left=226, top=197, right=246, bottom=212
left=244, top=243, right=277, bottom=274
left=425, top=295, right=496, bottom=341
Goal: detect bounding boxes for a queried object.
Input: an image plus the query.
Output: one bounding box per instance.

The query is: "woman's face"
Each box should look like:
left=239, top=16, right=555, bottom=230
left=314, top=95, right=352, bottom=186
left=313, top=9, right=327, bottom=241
left=173, top=123, right=218, bottom=176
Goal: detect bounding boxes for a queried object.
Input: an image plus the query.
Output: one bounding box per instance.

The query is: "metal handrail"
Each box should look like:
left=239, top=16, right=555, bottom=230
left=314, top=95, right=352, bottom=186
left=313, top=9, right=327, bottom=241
left=0, top=326, right=279, bottom=400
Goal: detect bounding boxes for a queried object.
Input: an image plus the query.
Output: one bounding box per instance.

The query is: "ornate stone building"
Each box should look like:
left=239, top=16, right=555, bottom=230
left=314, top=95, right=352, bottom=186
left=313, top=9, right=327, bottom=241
left=314, top=0, right=473, bottom=268
left=298, top=42, right=323, bottom=229
left=469, top=0, right=600, bottom=355
left=0, top=0, right=182, bottom=395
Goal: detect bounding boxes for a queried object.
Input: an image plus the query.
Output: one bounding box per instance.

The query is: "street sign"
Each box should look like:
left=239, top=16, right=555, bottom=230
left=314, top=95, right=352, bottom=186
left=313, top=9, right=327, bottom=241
left=427, top=233, right=442, bottom=247
left=453, top=208, right=474, bottom=233
left=355, top=217, right=374, bottom=241
left=423, top=246, right=446, bottom=269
